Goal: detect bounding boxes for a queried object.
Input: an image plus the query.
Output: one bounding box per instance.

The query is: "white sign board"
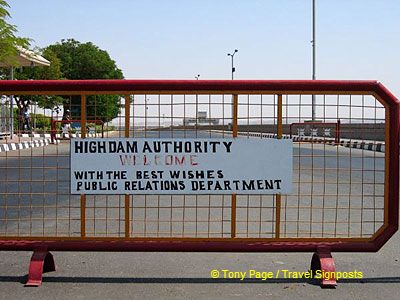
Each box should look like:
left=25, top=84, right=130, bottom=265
left=70, top=138, right=293, bottom=195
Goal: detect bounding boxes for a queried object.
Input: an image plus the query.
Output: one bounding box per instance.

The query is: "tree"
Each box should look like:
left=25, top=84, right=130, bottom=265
left=47, top=39, right=123, bottom=80
left=13, top=39, right=124, bottom=123
left=0, top=0, right=29, bottom=68
left=46, top=39, right=124, bottom=122
left=1, top=0, right=32, bottom=133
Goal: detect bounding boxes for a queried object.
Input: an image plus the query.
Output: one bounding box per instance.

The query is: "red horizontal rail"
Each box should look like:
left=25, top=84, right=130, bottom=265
left=0, top=79, right=389, bottom=93
left=0, top=239, right=385, bottom=252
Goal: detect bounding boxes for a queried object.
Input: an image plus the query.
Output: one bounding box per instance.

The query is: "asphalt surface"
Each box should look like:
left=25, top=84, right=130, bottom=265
left=0, top=130, right=398, bottom=299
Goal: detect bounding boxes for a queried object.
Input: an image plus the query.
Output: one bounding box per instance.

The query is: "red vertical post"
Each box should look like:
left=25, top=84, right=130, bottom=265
left=231, top=94, right=238, bottom=238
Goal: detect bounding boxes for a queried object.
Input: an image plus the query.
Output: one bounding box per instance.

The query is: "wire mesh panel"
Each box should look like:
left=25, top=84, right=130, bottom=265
left=282, top=94, right=385, bottom=238
left=0, top=80, right=398, bottom=253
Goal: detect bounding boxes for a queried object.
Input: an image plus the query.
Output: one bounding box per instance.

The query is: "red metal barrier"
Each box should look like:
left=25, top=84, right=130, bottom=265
left=0, top=80, right=399, bottom=287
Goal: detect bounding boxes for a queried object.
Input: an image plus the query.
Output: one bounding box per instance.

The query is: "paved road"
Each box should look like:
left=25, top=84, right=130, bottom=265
left=0, top=130, right=385, bottom=238
left=0, top=130, right=397, bottom=299
left=0, top=238, right=399, bottom=299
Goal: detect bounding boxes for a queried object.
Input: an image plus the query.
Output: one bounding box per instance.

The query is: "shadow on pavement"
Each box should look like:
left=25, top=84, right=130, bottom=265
left=1, top=275, right=400, bottom=285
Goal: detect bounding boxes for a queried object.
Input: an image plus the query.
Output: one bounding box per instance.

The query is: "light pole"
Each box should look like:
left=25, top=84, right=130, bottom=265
left=145, top=98, right=149, bottom=130
left=194, top=75, right=200, bottom=131
left=227, top=49, right=238, bottom=80
left=227, top=50, right=238, bottom=130
left=311, top=0, right=316, bottom=121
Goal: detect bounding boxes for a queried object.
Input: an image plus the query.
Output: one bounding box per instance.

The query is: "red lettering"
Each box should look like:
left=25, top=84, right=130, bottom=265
left=174, top=155, right=185, bottom=165
left=190, top=155, right=198, bottom=166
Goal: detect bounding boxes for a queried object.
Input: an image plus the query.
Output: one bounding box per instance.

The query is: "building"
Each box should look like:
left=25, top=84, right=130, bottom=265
left=183, top=111, right=219, bottom=126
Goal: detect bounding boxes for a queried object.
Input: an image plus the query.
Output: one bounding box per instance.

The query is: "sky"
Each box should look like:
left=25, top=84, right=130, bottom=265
left=6, top=0, right=400, bottom=97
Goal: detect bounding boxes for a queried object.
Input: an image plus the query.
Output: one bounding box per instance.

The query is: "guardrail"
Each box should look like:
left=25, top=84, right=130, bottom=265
left=0, top=80, right=399, bottom=287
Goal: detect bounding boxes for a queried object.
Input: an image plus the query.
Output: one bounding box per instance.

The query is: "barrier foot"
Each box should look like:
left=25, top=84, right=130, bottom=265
left=310, top=248, right=337, bottom=288
left=25, top=250, right=56, bottom=287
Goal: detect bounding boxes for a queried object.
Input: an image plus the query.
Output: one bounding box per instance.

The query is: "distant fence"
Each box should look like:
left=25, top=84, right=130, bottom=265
left=164, top=123, right=385, bottom=141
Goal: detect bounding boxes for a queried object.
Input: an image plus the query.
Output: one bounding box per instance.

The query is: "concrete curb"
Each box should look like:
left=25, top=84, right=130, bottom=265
left=55, top=133, right=100, bottom=138
left=1, top=133, right=103, bottom=154
left=0, top=138, right=59, bottom=153
left=18, top=133, right=51, bottom=138
left=210, top=130, right=385, bottom=153
left=19, top=132, right=99, bottom=138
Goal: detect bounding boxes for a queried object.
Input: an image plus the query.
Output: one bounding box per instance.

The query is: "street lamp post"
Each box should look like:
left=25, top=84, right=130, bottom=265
left=311, top=0, right=316, bottom=121
left=227, top=49, right=238, bottom=130
left=145, top=98, right=149, bottom=130
left=227, top=49, right=238, bottom=80
left=194, top=75, right=200, bottom=133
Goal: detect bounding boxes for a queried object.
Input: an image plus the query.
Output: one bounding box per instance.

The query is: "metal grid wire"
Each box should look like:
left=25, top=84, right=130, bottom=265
left=0, top=92, right=386, bottom=239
